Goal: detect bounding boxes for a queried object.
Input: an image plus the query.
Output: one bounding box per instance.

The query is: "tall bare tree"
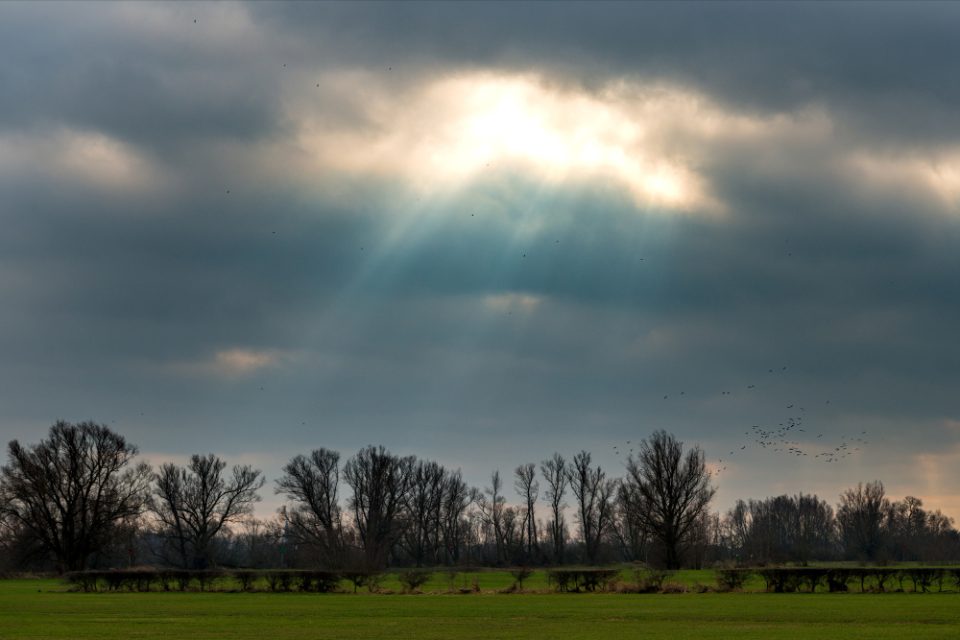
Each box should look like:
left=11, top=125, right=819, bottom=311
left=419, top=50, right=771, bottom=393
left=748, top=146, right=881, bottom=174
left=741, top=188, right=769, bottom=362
left=540, top=453, right=568, bottom=563
left=837, top=480, right=888, bottom=561
left=342, top=445, right=414, bottom=569
left=477, top=470, right=506, bottom=564
left=0, top=421, right=151, bottom=572
left=404, top=459, right=445, bottom=566
left=614, top=480, right=649, bottom=562
left=567, top=450, right=616, bottom=564
left=625, top=430, right=715, bottom=569
left=275, top=448, right=344, bottom=567
left=151, top=454, right=263, bottom=569
left=723, top=499, right=751, bottom=560
left=439, top=469, right=474, bottom=564
left=514, top=463, right=539, bottom=562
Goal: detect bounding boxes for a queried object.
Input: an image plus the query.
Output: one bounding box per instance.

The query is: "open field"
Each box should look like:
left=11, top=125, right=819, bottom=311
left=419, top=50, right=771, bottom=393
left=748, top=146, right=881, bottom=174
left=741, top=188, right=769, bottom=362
left=3, top=579, right=960, bottom=639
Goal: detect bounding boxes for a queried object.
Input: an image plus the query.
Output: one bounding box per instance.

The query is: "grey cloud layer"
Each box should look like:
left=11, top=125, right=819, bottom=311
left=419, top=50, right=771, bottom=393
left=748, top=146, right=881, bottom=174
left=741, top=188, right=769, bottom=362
left=256, top=2, right=960, bottom=146
left=1, top=1, right=959, bottom=512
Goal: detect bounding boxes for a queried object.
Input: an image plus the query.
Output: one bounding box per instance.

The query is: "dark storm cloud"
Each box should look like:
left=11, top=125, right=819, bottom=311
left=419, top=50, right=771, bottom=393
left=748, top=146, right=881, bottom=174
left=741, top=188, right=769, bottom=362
left=0, top=3, right=283, bottom=152
left=3, top=160, right=957, bottom=418
left=254, top=1, right=960, bottom=147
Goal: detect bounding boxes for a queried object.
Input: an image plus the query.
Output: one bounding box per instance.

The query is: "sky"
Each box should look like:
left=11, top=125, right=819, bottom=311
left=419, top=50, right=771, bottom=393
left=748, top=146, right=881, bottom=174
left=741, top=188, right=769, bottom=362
left=1, top=1, right=959, bottom=519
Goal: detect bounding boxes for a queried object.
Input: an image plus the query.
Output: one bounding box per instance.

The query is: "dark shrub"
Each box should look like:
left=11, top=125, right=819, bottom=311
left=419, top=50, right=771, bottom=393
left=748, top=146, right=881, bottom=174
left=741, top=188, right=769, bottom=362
left=65, top=571, right=100, bottom=592
left=548, top=568, right=619, bottom=593
left=343, top=570, right=379, bottom=594
left=757, top=568, right=801, bottom=593
left=266, top=570, right=293, bottom=592
left=444, top=569, right=459, bottom=592
left=510, top=567, right=533, bottom=590
left=195, top=570, right=223, bottom=592
left=635, top=568, right=673, bottom=593
left=233, top=569, right=257, bottom=592
left=547, top=569, right=574, bottom=592
left=716, top=568, right=751, bottom=591
left=312, top=571, right=340, bottom=593
left=398, top=569, right=432, bottom=593
left=825, top=569, right=850, bottom=593
left=580, top=569, right=619, bottom=592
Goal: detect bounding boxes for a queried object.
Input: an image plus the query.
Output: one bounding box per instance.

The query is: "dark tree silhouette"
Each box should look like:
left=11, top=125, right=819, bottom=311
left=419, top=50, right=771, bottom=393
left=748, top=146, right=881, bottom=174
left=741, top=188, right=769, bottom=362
left=614, top=480, right=649, bottom=562
left=884, top=496, right=956, bottom=561
left=514, top=463, right=539, bottom=562
left=567, top=450, right=616, bottom=564
left=625, top=430, right=715, bottom=569
left=477, top=470, right=507, bottom=564
left=404, top=459, right=445, bottom=566
left=0, top=421, right=151, bottom=572
left=837, top=480, right=888, bottom=561
left=275, top=448, right=344, bottom=567
left=724, top=493, right=835, bottom=564
left=343, top=445, right=414, bottom=569
left=540, top=453, right=569, bottom=563
left=7, top=420, right=960, bottom=572
left=439, top=469, right=474, bottom=564
left=151, top=454, right=263, bottom=569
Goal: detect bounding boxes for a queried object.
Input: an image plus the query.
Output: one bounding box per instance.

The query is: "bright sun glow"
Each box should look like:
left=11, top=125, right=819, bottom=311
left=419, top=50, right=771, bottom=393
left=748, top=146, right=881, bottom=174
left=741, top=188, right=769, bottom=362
left=441, top=78, right=695, bottom=207
left=294, top=72, right=723, bottom=212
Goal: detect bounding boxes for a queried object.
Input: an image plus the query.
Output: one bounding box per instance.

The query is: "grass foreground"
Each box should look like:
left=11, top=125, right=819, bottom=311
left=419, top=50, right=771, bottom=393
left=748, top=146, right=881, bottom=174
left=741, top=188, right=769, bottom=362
left=3, top=579, right=960, bottom=639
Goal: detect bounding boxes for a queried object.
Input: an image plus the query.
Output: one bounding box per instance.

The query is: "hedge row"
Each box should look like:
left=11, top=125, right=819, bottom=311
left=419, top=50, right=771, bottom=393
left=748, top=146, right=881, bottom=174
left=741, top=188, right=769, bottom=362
left=546, top=568, right=621, bottom=592
left=64, top=566, right=960, bottom=594
left=717, top=567, right=960, bottom=592
left=65, top=569, right=346, bottom=593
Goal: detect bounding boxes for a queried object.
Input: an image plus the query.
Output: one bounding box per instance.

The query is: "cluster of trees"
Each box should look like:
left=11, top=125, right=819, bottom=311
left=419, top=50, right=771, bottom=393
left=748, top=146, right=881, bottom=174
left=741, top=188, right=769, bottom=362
left=718, top=481, right=959, bottom=565
left=2, top=421, right=958, bottom=574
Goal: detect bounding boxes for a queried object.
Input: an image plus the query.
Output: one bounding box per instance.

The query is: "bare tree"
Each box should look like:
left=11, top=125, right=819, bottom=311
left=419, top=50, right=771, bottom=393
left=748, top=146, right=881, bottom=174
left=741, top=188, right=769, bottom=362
left=722, top=499, right=751, bottom=561
left=439, top=469, right=474, bottom=564
left=0, top=508, right=38, bottom=572
left=540, top=453, right=568, bottom=563
left=722, top=494, right=834, bottom=564
left=501, top=505, right=522, bottom=560
left=837, top=480, right=888, bottom=561
left=0, top=421, right=151, bottom=572
left=275, top=448, right=344, bottom=567
left=477, top=470, right=506, bottom=564
left=151, top=454, right=263, bottom=569
left=567, top=450, right=616, bottom=564
left=625, top=430, right=715, bottom=569
left=342, top=445, right=414, bottom=569
left=614, top=480, right=649, bottom=562
left=514, top=463, right=539, bottom=562
left=404, top=459, right=445, bottom=567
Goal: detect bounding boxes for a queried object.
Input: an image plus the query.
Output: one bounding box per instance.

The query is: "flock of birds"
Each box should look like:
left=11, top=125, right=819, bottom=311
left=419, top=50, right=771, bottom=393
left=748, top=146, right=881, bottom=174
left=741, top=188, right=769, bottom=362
left=612, top=365, right=870, bottom=478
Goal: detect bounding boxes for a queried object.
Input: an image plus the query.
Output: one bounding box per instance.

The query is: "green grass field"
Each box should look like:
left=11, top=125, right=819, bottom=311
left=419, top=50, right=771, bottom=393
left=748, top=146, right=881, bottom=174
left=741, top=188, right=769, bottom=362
left=2, top=578, right=960, bottom=639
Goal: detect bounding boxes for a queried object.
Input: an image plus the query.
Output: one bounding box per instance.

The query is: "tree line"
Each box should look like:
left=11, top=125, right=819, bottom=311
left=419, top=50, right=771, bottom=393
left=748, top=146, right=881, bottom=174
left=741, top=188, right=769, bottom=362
left=1, top=420, right=957, bottom=573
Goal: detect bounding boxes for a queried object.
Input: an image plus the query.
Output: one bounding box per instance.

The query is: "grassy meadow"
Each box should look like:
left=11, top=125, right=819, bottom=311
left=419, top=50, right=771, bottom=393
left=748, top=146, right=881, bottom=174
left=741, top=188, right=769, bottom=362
left=3, top=572, right=960, bottom=639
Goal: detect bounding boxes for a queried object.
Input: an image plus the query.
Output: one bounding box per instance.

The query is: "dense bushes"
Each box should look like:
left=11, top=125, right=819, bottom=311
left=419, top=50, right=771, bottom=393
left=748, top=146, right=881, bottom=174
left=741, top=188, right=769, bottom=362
left=715, top=567, right=749, bottom=591
left=63, top=566, right=960, bottom=595
left=66, top=569, right=343, bottom=593
left=397, top=569, right=432, bottom=593
left=546, top=568, right=619, bottom=592
left=722, top=567, right=960, bottom=593
left=342, top=570, right=382, bottom=593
